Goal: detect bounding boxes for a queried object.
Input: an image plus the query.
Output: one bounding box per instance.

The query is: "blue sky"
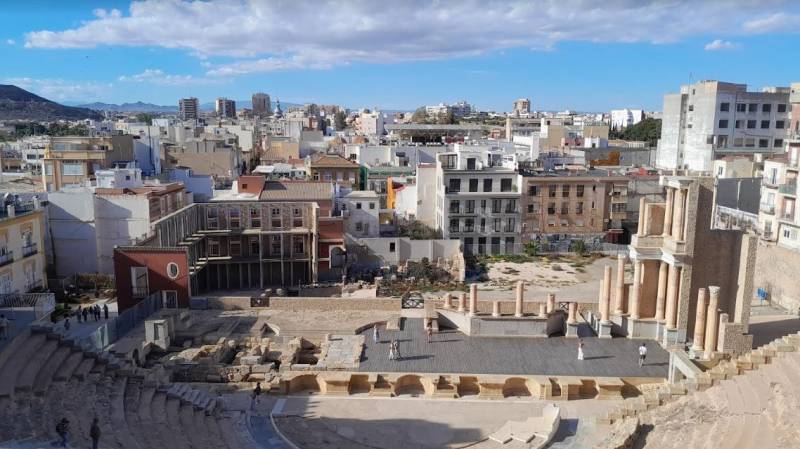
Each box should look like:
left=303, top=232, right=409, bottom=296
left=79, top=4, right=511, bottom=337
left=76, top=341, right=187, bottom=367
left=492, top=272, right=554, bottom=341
left=2, top=0, right=799, bottom=112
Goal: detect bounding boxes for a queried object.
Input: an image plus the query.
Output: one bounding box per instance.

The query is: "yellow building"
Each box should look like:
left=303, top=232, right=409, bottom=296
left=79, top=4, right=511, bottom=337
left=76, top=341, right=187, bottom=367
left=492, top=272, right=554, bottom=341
left=0, top=200, right=48, bottom=293
left=42, top=136, right=134, bottom=191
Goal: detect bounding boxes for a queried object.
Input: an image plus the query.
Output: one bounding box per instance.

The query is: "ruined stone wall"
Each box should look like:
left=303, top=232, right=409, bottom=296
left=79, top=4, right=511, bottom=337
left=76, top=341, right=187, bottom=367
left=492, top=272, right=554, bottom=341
left=753, top=242, right=800, bottom=313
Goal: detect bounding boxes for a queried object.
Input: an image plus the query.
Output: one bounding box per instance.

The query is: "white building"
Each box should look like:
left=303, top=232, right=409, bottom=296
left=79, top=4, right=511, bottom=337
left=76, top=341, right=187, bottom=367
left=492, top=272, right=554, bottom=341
left=342, top=191, right=380, bottom=238
left=425, top=103, right=450, bottom=116
left=450, top=101, right=473, bottom=118
left=656, top=80, right=792, bottom=172
left=610, top=109, right=645, bottom=130
left=513, top=98, right=531, bottom=116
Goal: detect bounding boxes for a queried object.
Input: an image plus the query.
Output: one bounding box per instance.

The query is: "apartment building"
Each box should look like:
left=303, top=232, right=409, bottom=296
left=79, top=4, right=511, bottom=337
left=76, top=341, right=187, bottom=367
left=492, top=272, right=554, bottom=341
left=179, top=97, right=199, bottom=120
left=252, top=93, right=271, bottom=117
left=434, top=145, right=521, bottom=255
left=657, top=80, right=792, bottom=172
left=308, top=154, right=361, bottom=188
left=162, top=133, right=242, bottom=187
left=0, top=199, right=48, bottom=294
left=342, top=191, right=380, bottom=238
left=42, top=135, right=135, bottom=192
left=113, top=178, right=345, bottom=311
left=48, top=168, right=188, bottom=276
left=518, top=169, right=629, bottom=243
left=513, top=98, right=531, bottom=116
left=215, top=98, right=236, bottom=118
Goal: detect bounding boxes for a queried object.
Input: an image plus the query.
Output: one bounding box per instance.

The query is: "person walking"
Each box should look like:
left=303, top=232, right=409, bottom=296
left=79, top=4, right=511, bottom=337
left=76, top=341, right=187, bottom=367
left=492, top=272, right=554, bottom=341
left=76, top=306, right=82, bottom=323
left=373, top=324, right=380, bottom=343
left=393, top=339, right=401, bottom=360
left=103, top=304, right=109, bottom=320
left=250, top=382, right=262, bottom=410
left=90, top=417, right=101, bottom=449
left=94, top=305, right=100, bottom=321
left=638, top=342, right=648, bottom=367
left=577, top=338, right=585, bottom=361
left=0, top=314, right=8, bottom=340
left=82, top=307, right=88, bottom=323
left=55, top=418, right=69, bottom=447
left=425, top=322, right=433, bottom=343
left=64, top=317, right=71, bottom=331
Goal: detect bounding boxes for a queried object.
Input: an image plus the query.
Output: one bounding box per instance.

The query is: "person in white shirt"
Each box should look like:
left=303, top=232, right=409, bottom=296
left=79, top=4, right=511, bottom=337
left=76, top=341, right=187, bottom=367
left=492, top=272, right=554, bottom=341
left=638, top=343, right=648, bottom=367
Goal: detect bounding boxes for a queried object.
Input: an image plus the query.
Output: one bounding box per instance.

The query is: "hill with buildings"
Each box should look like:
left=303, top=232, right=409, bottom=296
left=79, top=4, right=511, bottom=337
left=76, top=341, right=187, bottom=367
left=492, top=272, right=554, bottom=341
left=0, top=85, right=103, bottom=121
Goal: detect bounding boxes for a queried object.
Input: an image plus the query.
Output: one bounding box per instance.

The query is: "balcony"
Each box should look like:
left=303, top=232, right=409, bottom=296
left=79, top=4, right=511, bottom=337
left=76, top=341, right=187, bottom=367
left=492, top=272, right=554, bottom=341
left=25, top=279, right=43, bottom=292
left=22, top=243, right=37, bottom=258
left=131, top=286, right=149, bottom=298
left=0, top=251, right=13, bottom=267
left=760, top=203, right=776, bottom=215
left=779, top=181, right=798, bottom=196
left=780, top=212, right=796, bottom=222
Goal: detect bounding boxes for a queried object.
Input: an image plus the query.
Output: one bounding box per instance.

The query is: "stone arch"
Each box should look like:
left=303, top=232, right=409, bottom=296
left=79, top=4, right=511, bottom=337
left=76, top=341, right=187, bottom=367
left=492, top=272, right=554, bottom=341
left=288, top=374, right=321, bottom=394
left=502, top=377, right=532, bottom=398
left=394, top=374, right=425, bottom=396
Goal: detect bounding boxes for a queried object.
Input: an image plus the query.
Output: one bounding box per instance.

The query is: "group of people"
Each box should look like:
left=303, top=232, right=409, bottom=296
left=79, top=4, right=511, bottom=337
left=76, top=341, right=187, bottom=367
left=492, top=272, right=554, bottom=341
left=576, top=338, right=649, bottom=367
left=373, top=324, right=403, bottom=361
left=55, top=416, right=101, bottom=449
left=76, top=303, right=109, bottom=323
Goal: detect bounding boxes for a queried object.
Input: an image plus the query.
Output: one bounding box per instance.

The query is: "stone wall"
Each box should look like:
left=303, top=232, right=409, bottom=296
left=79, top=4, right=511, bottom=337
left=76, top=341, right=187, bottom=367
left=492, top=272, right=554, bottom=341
left=753, top=241, right=800, bottom=313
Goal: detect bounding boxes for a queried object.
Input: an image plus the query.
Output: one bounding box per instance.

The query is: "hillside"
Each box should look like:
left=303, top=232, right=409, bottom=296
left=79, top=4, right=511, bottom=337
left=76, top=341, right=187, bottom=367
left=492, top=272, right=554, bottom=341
left=0, top=85, right=102, bottom=121
left=75, top=101, right=178, bottom=113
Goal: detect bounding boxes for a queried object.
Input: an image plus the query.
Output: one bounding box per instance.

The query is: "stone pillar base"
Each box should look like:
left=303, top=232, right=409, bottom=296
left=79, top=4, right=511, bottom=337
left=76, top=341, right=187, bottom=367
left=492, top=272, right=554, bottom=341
left=566, top=323, right=579, bottom=338
left=662, top=328, right=681, bottom=347
left=598, top=322, right=613, bottom=338
left=688, top=346, right=707, bottom=360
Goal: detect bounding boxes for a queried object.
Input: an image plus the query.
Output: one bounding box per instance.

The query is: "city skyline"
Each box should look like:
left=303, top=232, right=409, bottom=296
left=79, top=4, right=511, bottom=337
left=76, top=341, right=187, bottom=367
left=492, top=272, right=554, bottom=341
left=1, top=0, right=800, bottom=111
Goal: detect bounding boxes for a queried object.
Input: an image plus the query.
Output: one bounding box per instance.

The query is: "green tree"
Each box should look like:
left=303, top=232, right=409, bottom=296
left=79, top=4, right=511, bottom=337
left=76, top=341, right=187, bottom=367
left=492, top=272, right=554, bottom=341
left=411, top=107, right=429, bottom=124
left=609, top=118, right=661, bottom=146
left=334, top=111, right=347, bottom=130
left=437, top=110, right=455, bottom=125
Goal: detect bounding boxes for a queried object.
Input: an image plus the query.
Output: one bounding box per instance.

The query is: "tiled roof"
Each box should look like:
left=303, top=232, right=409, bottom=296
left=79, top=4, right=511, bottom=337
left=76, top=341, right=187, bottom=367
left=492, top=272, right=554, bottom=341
left=259, top=180, right=333, bottom=201
left=309, top=154, right=360, bottom=168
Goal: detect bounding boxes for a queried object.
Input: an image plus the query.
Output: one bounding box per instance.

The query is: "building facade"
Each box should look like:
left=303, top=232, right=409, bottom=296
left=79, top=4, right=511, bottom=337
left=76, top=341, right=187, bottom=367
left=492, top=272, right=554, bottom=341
left=252, top=93, right=271, bottom=117
left=610, top=109, right=644, bottom=130
left=0, top=200, right=48, bottom=294
left=42, top=136, right=135, bottom=192
left=179, top=97, right=199, bottom=120
left=215, top=98, right=236, bottom=118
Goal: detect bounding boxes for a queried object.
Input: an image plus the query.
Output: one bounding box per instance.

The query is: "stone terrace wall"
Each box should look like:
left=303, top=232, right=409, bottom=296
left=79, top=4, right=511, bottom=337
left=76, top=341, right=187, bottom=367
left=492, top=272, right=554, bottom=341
left=205, top=296, right=400, bottom=311
left=753, top=242, right=800, bottom=313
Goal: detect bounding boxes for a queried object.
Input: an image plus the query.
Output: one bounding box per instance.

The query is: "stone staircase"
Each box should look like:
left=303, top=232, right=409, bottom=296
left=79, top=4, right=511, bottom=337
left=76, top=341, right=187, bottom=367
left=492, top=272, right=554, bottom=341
left=595, top=332, right=800, bottom=449
left=0, top=324, right=261, bottom=449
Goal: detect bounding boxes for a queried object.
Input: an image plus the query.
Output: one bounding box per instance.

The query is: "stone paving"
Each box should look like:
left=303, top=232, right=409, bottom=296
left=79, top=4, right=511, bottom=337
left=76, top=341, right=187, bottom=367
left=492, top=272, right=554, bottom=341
left=358, top=318, right=669, bottom=378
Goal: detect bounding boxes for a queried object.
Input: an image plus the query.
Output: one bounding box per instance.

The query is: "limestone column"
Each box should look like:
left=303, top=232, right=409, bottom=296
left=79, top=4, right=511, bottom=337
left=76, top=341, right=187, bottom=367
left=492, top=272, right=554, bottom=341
left=469, top=283, right=478, bottom=316
left=665, top=265, right=681, bottom=330
left=458, top=292, right=466, bottom=312
left=692, top=288, right=708, bottom=352
left=546, top=293, right=556, bottom=313
left=662, top=188, right=674, bottom=237
left=442, top=293, right=452, bottom=309
left=614, top=254, right=626, bottom=315
left=601, top=265, right=612, bottom=323
left=568, top=302, right=577, bottom=324
left=515, top=281, right=524, bottom=317
left=655, top=261, right=668, bottom=322
left=492, top=301, right=500, bottom=317
left=629, top=260, right=642, bottom=319
left=637, top=197, right=646, bottom=235
left=671, top=188, right=686, bottom=240
left=539, top=302, right=547, bottom=317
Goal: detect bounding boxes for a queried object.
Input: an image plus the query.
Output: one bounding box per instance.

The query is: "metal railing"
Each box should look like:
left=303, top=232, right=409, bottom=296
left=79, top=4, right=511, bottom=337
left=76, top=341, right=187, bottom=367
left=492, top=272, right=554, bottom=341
left=131, top=286, right=149, bottom=298
left=779, top=182, right=797, bottom=195
left=0, top=251, right=12, bottom=267
left=22, top=244, right=37, bottom=258
left=81, top=291, right=164, bottom=350
left=760, top=203, right=776, bottom=214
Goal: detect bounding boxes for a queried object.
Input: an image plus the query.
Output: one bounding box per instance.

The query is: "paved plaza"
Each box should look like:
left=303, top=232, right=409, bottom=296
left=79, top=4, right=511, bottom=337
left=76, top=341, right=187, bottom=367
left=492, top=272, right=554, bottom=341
left=358, top=318, right=669, bottom=378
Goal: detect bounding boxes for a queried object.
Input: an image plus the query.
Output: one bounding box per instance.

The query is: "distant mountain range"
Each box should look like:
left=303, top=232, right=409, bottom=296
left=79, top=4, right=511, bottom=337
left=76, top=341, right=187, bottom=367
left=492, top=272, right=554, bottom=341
left=0, top=85, right=103, bottom=121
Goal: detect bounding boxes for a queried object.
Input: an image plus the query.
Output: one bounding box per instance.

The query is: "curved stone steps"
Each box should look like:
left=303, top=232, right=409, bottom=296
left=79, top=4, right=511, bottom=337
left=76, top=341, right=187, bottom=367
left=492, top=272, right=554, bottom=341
left=204, top=413, right=232, bottom=449
left=703, top=415, right=736, bottom=449
left=719, top=379, right=746, bottom=415
left=109, top=376, right=142, bottom=449
left=182, top=405, right=212, bottom=449
left=32, top=345, right=71, bottom=395
left=16, top=339, right=60, bottom=393
left=146, top=392, right=174, bottom=449
left=165, top=397, right=193, bottom=449
left=731, top=376, right=762, bottom=414
left=218, top=414, right=252, bottom=449
left=0, top=333, right=47, bottom=398
left=134, top=386, right=160, bottom=449
left=122, top=377, right=145, bottom=449
left=53, top=351, right=85, bottom=382
left=72, top=357, right=96, bottom=381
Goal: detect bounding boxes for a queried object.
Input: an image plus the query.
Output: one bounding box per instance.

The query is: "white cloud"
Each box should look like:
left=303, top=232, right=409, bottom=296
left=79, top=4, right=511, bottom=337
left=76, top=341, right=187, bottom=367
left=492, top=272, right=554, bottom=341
left=3, top=77, right=113, bottom=102
left=117, top=68, right=222, bottom=86
left=743, top=12, right=800, bottom=34
left=704, top=39, right=740, bottom=51
left=22, top=0, right=800, bottom=75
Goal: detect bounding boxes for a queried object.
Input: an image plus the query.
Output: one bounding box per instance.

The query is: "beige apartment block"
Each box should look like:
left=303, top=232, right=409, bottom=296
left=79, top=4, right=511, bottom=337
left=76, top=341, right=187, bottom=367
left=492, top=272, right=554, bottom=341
left=0, top=200, right=48, bottom=294
left=42, top=135, right=134, bottom=192
left=519, top=170, right=628, bottom=242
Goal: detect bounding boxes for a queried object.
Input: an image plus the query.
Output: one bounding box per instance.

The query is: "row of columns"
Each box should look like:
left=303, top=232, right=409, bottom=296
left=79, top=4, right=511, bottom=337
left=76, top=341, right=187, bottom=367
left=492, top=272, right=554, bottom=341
left=691, top=286, right=721, bottom=359
left=441, top=281, right=578, bottom=324
left=637, top=186, right=688, bottom=241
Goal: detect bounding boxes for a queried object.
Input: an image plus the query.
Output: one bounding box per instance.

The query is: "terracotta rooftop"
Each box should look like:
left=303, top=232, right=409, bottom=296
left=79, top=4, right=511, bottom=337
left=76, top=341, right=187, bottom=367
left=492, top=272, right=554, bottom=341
left=259, top=180, right=333, bottom=201
left=309, top=154, right=360, bottom=168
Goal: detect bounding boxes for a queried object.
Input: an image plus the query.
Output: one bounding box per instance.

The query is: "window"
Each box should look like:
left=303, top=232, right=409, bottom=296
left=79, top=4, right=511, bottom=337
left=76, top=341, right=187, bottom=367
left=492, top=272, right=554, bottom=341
left=229, top=240, right=241, bottom=257
left=562, top=185, right=570, bottom=197
left=576, top=202, right=584, bottom=215
left=747, top=120, right=756, bottom=129
left=763, top=103, right=772, bottom=113
left=271, top=239, right=281, bottom=255
left=500, top=178, right=513, bottom=192
left=206, top=208, right=219, bottom=230
left=271, top=218, right=282, bottom=228
left=504, top=218, right=515, bottom=233
left=548, top=185, right=557, bottom=197
left=483, top=179, right=492, bottom=192
left=748, top=103, right=758, bottom=112
left=62, top=162, right=84, bottom=176
left=480, top=218, right=486, bottom=232
left=208, top=239, right=220, bottom=257
left=505, top=199, right=516, bottom=213
left=774, top=139, right=784, bottom=148
left=759, top=139, right=769, bottom=148
left=547, top=202, right=556, bottom=215
left=356, top=202, right=362, bottom=209
left=466, top=158, right=476, bottom=170
left=778, top=104, right=788, bottom=113
left=228, top=209, right=240, bottom=229
left=718, top=119, right=728, bottom=129
left=745, top=138, right=755, bottom=148
left=465, top=200, right=475, bottom=214
left=527, top=204, right=535, bottom=213
left=688, top=105, right=694, bottom=112
left=480, top=200, right=486, bottom=212
left=720, top=102, right=730, bottom=112
left=776, top=120, right=786, bottom=129
left=449, top=200, right=460, bottom=214
left=166, top=262, right=179, bottom=279
left=528, top=185, right=539, bottom=196
left=449, top=219, right=459, bottom=233
left=293, top=236, right=304, bottom=254
left=491, top=199, right=502, bottom=213
left=734, top=137, right=743, bottom=147
left=293, top=218, right=303, bottom=228
left=493, top=218, right=501, bottom=232
left=271, top=207, right=280, bottom=216
left=761, top=120, right=770, bottom=129
left=355, top=222, right=363, bottom=232
left=250, top=207, right=261, bottom=228
left=293, top=208, right=302, bottom=216
left=576, top=185, right=585, bottom=197
left=449, top=178, right=461, bottom=193
left=250, top=237, right=259, bottom=256
left=464, top=218, right=474, bottom=232
left=389, top=242, right=396, bottom=252
left=736, top=103, right=746, bottom=112
left=469, top=179, right=478, bottom=192
left=561, top=202, right=569, bottom=215
left=735, top=120, right=744, bottom=129
left=441, top=154, right=456, bottom=169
